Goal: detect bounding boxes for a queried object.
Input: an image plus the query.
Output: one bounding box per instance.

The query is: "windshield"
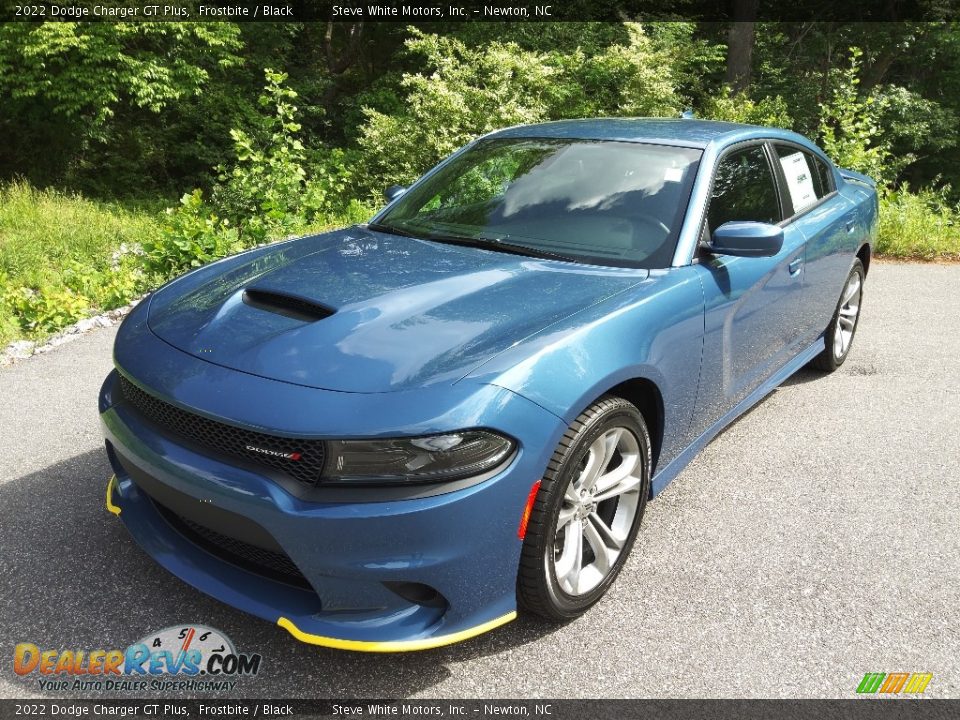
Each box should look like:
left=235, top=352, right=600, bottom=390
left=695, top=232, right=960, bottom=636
left=374, top=138, right=702, bottom=268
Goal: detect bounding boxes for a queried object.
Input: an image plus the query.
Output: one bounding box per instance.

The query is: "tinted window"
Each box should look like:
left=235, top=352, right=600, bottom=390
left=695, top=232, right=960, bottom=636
left=377, top=138, right=702, bottom=268
left=775, top=145, right=833, bottom=215
left=707, top=146, right=781, bottom=233
left=814, top=154, right=835, bottom=194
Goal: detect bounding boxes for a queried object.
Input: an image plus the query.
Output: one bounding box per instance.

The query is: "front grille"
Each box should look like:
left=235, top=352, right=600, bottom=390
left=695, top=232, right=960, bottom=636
left=118, top=374, right=325, bottom=486
left=152, top=499, right=313, bottom=590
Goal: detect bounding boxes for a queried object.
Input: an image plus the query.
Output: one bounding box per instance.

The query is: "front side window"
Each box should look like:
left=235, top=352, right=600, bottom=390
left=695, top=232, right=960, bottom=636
left=375, top=138, right=703, bottom=268
left=707, top=145, right=781, bottom=234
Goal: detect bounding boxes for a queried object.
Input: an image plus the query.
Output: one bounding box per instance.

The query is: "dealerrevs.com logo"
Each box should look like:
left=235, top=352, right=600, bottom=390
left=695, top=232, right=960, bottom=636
left=14, top=625, right=262, bottom=693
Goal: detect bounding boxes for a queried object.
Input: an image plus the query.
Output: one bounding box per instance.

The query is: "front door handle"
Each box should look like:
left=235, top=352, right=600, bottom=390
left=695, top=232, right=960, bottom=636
left=788, top=258, right=803, bottom=276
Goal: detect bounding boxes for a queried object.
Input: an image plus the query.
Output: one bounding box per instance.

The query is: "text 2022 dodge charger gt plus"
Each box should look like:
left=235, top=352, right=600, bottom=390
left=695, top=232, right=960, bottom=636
left=100, top=119, right=877, bottom=651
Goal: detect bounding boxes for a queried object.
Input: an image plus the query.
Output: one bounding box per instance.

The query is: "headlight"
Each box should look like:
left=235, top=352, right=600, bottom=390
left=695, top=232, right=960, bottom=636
left=323, top=430, right=515, bottom=485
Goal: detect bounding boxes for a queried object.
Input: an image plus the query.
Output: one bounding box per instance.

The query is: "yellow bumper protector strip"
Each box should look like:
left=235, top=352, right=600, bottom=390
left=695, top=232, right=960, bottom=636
left=106, top=475, right=122, bottom=516
left=277, top=610, right=516, bottom=652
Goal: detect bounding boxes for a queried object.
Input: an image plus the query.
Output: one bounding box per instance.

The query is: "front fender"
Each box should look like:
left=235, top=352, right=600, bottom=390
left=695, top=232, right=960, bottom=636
left=466, top=267, right=706, bottom=471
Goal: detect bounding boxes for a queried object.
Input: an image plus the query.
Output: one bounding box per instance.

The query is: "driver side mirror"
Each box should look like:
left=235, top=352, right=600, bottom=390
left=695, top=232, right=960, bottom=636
left=384, top=185, right=407, bottom=202
left=705, top=221, right=784, bottom=258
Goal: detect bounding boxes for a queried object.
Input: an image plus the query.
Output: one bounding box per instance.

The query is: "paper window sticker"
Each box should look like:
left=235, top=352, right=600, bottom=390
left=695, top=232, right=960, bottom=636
left=779, top=152, right=817, bottom=212
left=664, top=167, right=683, bottom=182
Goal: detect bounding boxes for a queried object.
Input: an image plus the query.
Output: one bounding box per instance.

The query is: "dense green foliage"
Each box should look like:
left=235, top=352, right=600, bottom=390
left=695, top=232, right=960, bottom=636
left=878, top=185, right=960, bottom=259
left=354, top=26, right=678, bottom=193
left=0, top=20, right=958, bottom=347
left=4, top=21, right=959, bottom=199
left=0, top=182, right=160, bottom=342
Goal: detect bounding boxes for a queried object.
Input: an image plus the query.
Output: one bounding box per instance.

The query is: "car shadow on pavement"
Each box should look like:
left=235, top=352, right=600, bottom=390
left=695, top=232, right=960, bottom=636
left=0, top=449, right=564, bottom=699
left=780, top=367, right=823, bottom=386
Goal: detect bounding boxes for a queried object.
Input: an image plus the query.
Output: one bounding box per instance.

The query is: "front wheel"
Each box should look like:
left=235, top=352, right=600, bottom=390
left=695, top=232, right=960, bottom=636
left=811, top=259, right=865, bottom=372
left=517, top=396, right=651, bottom=621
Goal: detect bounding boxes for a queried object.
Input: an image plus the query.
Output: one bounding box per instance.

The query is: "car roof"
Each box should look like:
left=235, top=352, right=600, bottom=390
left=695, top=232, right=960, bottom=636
left=486, top=118, right=808, bottom=151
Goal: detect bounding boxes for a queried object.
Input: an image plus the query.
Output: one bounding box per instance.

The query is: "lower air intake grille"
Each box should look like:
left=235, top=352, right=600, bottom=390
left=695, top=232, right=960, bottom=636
left=152, top=500, right=312, bottom=590
left=118, top=374, right=325, bottom=486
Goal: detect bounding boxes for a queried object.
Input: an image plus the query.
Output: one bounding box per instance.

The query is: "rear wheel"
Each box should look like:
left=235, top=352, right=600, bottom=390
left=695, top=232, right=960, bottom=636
left=517, top=396, right=651, bottom=621
left=811, top=259, right=864, bottom=372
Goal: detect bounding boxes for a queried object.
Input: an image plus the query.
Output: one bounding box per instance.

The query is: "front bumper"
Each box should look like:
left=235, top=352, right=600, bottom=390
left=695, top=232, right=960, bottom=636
left=99, top=353, right=565, bottom=650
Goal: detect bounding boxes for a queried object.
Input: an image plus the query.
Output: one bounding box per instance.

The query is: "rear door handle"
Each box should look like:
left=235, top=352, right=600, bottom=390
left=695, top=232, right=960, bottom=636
left=788, top=258, right=803, bottom=276
left=846, top=220, right=856, bottom=233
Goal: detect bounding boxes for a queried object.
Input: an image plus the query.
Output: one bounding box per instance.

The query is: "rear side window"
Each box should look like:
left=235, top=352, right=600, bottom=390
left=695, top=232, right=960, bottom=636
left=774, top=144, right=833, bottom=216
left=707, top=145, right=782, bottom=233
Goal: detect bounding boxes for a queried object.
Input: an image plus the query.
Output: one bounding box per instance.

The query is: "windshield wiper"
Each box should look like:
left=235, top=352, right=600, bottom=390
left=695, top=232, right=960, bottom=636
left=367, top=221, right=418, bottom=238
left=422, top=232, right=574, bottom=263
left=371, top=221, right=574, bottom=263
left=479, top=237, right=575, bottom=262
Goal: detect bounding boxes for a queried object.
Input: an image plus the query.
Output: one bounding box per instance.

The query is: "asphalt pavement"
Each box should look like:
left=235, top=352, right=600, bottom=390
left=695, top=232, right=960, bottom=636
left=1, top=261, right=957, bottom=699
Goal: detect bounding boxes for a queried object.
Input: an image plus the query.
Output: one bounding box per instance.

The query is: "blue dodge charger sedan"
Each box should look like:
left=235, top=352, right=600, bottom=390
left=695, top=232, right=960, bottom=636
left=100, top=119, right=877, bottom=651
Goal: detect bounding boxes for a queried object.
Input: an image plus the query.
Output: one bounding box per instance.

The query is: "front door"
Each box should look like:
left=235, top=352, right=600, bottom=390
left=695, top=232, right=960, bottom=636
left=691, top=142, right=808, bottom=434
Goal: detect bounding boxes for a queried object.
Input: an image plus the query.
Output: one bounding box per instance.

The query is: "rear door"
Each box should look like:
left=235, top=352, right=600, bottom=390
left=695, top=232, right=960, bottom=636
left=770, top=143, right=858, bottom=343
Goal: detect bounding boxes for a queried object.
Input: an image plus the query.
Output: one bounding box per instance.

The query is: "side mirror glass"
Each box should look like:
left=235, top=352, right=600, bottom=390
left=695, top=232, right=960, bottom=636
left=384, top=185, right=407, bottom=202
left=707, top=221, right=784, bottom=258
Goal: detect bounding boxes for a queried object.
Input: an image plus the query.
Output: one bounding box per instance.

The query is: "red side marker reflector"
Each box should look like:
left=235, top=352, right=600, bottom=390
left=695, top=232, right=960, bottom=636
left=517, top=480, right=542, bottom=540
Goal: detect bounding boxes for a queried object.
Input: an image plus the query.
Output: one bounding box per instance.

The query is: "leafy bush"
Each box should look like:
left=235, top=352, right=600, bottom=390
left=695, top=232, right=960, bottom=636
left=0, top=24, right=244, bottom=191
left=818, top=48, right=899, bottom=186
left=303, top=147, right=367, bottom=217
left=213, top=70, right=309, bottom=244
left=149, top=70, right=375, bottom=280
left=355, top=32, right=556, bottom=195
left=354, top=25, right=678, bottom=197
left=2, top=284, right=90, bottom=335
left=95, top=256, right=146, bottom=310
left=701, top=88, right=793, bottom=128
left=143, top=190, right=241, bottom=278
left=878, top=185, right=960, bottom=260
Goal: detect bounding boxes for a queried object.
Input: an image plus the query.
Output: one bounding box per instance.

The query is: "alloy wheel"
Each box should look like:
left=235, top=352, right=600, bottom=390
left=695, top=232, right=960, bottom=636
left=550, top=426, right=643, bottom=596
left=834, top=271, right=862, bottom=359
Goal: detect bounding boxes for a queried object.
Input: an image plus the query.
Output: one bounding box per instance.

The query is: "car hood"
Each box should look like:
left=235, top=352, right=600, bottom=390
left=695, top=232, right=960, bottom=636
left=147, top=228, right=646, bottom=392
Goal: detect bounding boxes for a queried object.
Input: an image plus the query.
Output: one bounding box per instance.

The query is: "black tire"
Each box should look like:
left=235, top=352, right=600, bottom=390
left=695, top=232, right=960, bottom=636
left=517, top=396, right=651, bottom=621
left=810, top=259, right=865, bottom=372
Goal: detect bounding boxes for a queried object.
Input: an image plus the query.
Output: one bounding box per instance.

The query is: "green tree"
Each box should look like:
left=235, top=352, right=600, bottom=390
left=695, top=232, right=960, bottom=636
left=0, top=23, right=241, bottom=122
left=354, top=24, right=678, bottom=196
left=0, top=23, right=242, bottom=190
left=818, top=48, right=896, bottom=184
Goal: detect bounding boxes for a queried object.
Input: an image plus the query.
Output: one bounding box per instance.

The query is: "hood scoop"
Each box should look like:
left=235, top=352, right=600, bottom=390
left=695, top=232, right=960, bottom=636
left=147, top=228, right=647, bottom=392
left=241, top=287, right=334, bottom=322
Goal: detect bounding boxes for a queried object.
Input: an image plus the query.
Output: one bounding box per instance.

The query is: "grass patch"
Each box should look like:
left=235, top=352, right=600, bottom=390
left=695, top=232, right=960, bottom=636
left=878, top=186, right=960, bottom=260
left=0, top=181, right=161, bottom=287
left=0, top=182, right=372, bottom=350
left=0, top=182, right=162, bottom=345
